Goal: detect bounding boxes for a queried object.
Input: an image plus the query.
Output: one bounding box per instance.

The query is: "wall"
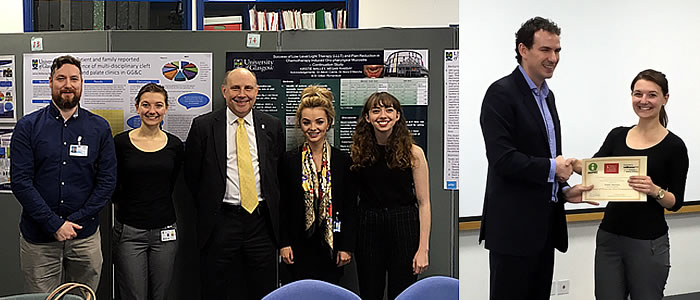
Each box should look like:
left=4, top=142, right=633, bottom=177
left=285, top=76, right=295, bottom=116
left=0, top=0, right=459, bottom=33
left=0, top=0, right=24, bottom=33
left=359, top=0, right=458, bottom=28
left=460, top=214, right=700, bottom=299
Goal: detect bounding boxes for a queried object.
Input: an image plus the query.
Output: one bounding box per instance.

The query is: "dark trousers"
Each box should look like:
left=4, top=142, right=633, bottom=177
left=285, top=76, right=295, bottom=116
left=285, top=231, right=342, bottom=285
left=356, top=205, right=419, bottom=300
left=489, top=247, right=555, bottom=300
left=200, top=202, right=277, bottom=300
left=113, top=221, right=178, bottom=300
left=595, top=228, right=670, bottom=300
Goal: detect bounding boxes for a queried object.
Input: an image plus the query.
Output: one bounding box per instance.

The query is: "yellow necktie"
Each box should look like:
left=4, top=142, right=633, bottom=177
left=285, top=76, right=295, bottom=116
left=237, top=118, right=258, bottom=213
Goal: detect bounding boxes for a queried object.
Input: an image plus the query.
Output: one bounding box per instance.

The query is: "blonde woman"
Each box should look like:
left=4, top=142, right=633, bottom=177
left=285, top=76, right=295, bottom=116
left=279, top=85, right=357, bottom=284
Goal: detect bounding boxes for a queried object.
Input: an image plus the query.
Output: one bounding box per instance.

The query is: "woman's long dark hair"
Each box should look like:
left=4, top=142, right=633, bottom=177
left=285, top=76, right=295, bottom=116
left=350, top=92, right=414, bottom=170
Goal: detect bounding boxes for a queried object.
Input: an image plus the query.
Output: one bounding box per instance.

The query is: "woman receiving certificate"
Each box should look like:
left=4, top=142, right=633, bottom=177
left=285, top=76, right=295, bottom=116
left=575, top=69, right=688, bottom=300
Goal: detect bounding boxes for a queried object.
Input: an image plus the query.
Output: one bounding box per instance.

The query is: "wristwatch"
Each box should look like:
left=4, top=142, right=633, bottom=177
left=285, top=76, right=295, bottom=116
left=656, top=188, right=666, bottom=201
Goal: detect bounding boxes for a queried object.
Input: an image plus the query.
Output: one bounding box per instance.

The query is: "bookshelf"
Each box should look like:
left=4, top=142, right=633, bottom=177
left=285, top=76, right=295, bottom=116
left=197, top=0, right=358, bottom=30
left=24, top=0, right=193, bottom=32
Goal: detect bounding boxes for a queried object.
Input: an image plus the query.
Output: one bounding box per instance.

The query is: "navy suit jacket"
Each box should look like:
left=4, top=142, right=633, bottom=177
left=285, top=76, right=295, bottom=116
left=479, top=67, right=568, bottom=256
left=184, top=108, right=284, bottom=249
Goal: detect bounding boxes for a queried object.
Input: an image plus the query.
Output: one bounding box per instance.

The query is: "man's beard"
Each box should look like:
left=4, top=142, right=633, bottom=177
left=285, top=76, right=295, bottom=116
left=52, top=90, right=81, bottom=110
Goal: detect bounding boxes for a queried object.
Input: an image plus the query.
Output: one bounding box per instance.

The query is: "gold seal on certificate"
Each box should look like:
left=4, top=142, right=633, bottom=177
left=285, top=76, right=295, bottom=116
left=582, top=156, right=648, bottom=202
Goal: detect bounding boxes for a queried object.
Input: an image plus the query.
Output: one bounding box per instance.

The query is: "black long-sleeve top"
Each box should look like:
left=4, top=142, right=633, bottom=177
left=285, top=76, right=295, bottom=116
left=113, top=130, right=184, bottom=229
left=594, top=126, right=688, bottom=240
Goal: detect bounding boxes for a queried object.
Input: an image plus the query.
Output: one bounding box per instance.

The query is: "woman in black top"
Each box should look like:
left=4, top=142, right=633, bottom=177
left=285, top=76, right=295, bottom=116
left=112, top=83, right=184, bottom=300
left=350, top=92, right=431, bottom=300
left=575, top=70, right=688, bottom=300
left=279, top=85, right=357, bottom=284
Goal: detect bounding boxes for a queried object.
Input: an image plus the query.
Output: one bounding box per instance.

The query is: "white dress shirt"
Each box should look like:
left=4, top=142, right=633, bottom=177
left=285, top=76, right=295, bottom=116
left=224, top=108, right=263, bottom=205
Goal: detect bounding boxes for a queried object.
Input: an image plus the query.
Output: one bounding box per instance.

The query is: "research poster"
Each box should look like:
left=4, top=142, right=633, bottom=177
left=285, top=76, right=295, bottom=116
left=225, top=50, right=430, bottom=153
left=0, top=127, right=12, bottom=192
left=443, top=50, right=459, bottom=190
left=23, top=52, right=213, bottom=141
left=0, top=55, right=17, bottom=122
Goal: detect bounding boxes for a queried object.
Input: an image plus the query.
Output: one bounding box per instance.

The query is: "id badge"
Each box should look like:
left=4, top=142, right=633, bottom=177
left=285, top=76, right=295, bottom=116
left=161, top=228, right=176, bottom=242
left=69, top=145, right=88, bottom=157
left=332, top=219, right=341, bottom=233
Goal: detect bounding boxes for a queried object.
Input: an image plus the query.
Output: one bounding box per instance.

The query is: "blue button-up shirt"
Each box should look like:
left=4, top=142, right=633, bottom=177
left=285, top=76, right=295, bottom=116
left=518, top=66, right=559, bottom=202
left=11, top=103, right=117, bottom=243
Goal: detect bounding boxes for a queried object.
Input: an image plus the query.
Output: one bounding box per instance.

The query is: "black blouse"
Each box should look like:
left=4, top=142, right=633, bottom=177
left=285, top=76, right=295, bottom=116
left=354, top=145, right=417, bottom=209
left=113, top=130, right=184, bottom=229
left=594, top=126, right=688, bottom=240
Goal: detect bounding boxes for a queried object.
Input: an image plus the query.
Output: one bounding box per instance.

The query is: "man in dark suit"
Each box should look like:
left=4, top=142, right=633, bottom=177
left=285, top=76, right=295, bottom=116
left=479, top=17, right=594, bottom=299
left=185, top=67, right=284, bottom=300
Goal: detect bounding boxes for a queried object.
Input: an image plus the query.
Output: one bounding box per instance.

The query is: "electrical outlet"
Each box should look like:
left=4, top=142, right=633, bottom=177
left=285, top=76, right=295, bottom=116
left=557, top=279, right=570, bottom=295
left=550, top=281, right=557, bottom=295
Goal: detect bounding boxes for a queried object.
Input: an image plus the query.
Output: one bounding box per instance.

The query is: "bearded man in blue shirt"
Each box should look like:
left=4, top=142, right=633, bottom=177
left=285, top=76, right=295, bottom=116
left=11, top=55, right=117, bottom=293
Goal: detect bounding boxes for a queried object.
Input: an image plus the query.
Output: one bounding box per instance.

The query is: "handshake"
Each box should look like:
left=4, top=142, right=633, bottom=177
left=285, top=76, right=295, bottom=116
left=555, top=155, right=583, bottom=182
left=555, top=155, right=598, bottom=205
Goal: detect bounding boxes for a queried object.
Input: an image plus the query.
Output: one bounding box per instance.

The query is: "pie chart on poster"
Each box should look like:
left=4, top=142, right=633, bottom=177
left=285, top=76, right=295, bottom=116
left=162, top=61, right=198, bottom=81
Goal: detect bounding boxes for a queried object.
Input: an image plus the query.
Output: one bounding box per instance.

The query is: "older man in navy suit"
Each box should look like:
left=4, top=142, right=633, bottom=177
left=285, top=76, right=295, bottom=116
left=185, top=67, right=284, bottom=300
left=479, top=17, right=595, bottom=300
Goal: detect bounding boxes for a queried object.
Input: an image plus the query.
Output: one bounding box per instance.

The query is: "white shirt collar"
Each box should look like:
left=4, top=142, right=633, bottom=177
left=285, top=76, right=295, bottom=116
left=226, top=108, right=254, bottom=126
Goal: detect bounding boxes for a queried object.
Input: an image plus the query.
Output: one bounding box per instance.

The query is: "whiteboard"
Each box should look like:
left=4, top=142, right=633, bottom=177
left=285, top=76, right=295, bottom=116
left=459, top=0, right=700, bottom=218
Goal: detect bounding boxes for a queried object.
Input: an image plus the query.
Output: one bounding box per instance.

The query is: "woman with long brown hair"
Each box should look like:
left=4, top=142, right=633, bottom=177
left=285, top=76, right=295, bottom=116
left=350, top=92, right=431, bottom=300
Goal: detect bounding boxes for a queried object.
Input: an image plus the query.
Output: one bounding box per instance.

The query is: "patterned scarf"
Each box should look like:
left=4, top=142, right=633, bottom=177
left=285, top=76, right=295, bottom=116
left=301, top=140, right=333, bottom=252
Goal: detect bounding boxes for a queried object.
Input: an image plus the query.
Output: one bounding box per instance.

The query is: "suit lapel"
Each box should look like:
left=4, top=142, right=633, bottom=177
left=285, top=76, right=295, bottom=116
left=213, top=109, right=227, bottom=180
left=512, top=68, right=549, bottom=144
left=253, top=110, right=267, bottom=177
left=545, top=93, right=562, bottom=153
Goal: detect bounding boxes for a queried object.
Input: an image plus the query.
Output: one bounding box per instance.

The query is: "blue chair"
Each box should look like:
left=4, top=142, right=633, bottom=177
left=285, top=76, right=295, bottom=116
left=0, top=293, right=83, bottom=300
left=262, top=279, right=361, bottom=300
left=395, top=276, right=459, bottom=300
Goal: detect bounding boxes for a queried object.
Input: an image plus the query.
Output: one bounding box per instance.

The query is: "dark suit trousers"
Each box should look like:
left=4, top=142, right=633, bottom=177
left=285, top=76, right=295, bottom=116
left=283, top=230, right=343, bottom=285
left=489, top=246, right=555, bottom=300
left=356, top=206, right=419, bottom=300
left=200, top=202, right=277, bottom=300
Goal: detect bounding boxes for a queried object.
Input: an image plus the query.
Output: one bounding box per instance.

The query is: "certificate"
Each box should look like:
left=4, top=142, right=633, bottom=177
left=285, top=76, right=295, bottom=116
left=582, top=156, right=647, bottom=202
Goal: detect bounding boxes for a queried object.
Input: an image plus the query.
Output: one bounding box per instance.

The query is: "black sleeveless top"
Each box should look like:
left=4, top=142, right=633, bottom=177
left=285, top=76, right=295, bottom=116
left=354, top=145, right=417, bottom=209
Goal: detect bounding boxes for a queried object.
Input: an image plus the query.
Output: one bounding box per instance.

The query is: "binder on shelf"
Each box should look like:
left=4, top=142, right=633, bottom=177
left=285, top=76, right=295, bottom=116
left=247, top=6, right=257, bottom=30
left=330, top=9, right=337, bottom=29
left=281, top=10, right=292, bottom=30
left=216, top=5, right=348, bottom=32
left=266, top=11, right=278, bottom=31
left=294, top=10, right=302, bottom=29
left=301, top=12, right=314, bottom=29
left=324, top=11, right=333, bottom=29
left=204, top=16, right=243, bottom=31
left=257, top=10, right=267, bottom=30
left=342, top=9, right=347, bottom=28
left=314, top=9, right=325, bottom=29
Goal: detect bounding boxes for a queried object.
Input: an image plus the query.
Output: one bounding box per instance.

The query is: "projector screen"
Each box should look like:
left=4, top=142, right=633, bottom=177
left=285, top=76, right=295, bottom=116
left=459, top=0, right=700, bottom=219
